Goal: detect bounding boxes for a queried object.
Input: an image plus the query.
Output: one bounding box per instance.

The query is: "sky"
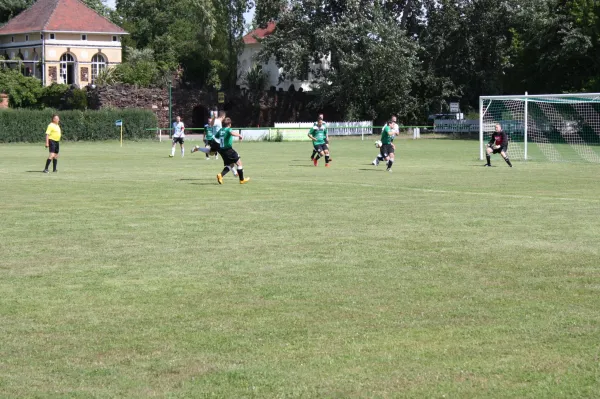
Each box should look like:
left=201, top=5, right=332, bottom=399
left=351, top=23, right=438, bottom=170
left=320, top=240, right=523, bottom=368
left=105, top=0, right=256, bottom=31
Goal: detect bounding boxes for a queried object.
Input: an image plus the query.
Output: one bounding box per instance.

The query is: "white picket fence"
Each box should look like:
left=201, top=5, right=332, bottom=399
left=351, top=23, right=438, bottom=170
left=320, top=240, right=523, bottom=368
left=273, top=121, right=373, bottom=141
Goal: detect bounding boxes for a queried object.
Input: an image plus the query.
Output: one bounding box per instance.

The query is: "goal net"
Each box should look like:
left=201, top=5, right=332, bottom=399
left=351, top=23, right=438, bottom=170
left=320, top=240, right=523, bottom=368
left=479, top=93, right=600, bottom=162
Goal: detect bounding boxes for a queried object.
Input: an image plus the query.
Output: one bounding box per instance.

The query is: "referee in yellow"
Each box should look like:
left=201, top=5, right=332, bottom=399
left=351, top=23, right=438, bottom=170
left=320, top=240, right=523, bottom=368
left=43, top=114, right=61, bottom=173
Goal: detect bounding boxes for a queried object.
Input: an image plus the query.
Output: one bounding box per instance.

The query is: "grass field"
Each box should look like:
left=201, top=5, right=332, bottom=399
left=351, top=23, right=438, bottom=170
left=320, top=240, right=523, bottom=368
left=1, top=138, right=599, bottom=398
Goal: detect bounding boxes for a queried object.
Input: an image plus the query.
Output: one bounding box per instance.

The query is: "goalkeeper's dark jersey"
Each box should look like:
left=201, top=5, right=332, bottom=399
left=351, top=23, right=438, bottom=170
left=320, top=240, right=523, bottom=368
left=489, top=131, right=508, bottom=147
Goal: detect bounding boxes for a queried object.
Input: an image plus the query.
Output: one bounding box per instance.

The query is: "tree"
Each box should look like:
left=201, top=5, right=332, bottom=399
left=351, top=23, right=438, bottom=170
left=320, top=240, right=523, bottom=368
left=253, top=0, right=285, bottom=27
left=258, top=1, right=420, bottom=121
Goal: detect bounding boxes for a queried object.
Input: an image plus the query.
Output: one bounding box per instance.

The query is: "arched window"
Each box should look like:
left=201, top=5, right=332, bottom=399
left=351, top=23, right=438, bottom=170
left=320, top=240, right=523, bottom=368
left=91, top=53, right=106, bottom=84
left=60, top=53, right=76, bottom=84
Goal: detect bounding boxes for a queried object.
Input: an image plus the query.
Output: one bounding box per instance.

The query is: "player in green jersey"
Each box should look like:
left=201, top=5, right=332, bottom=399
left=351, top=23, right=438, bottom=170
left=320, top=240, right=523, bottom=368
left=310, top=114, right=330, bottom=161
left=308, top=117, right=331, bottom=167
left=374, top=117, right=399, bottom=172
left=191, top=113, right=220, bottom=160
left=216, top=118, right=250, bottom=184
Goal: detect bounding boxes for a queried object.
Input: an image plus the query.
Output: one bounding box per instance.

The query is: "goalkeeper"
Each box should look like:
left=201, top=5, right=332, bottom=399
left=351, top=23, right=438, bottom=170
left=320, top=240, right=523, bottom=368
left=485, top=124, right=512, bottom=167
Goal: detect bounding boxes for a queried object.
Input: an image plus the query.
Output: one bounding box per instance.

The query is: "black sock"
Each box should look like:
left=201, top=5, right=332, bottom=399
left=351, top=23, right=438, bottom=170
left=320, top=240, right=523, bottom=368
left=44, top=159, right=51, bottom=170
left=238, top=167, right=244, bottom=181
left=377, top=155, right=384, bottom=161
left=206, top=153, right=209, bottom=158
left=325, top=156, right=330, bottom=163
left=52, top=159, right=57, bottom=171
left=504, top=157, right=512, bottom=167
left=486, top=154, right=491, bottom=165
left=221, top=167, right=230, bottom=177
left=387, top=160, right=393, bottom=169
left=311, top=149, right=317, bottom=159
left=315, top=154, right=321, bottom=160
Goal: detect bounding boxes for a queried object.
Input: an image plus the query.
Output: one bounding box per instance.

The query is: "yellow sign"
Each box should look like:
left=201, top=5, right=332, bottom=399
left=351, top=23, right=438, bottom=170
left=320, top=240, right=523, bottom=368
left=218, top=92, right=225, bottom=104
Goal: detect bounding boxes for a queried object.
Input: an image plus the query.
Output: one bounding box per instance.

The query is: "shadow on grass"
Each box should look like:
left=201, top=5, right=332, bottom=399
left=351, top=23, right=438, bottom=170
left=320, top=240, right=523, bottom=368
left=288, top=164, right=318, bottom=168
left=357, top=168, right=383, bottom=172
left=26, top=170, right=45, bottom=173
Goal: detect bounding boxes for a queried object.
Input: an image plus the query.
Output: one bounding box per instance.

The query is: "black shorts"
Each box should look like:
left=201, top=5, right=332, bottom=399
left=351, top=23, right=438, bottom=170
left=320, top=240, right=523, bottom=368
left=48, top=139, right=59, bottom=154
left=219, top=147, right=240, bottom=165
left=172, top=137, right=184, bottom=145
left=380, top=144, right=394, bottom=157
left=314, top=144, right=327, bottom=153
left=492, top=146, right=507, bottom=154
left=209, top=139, right=221, bottom=152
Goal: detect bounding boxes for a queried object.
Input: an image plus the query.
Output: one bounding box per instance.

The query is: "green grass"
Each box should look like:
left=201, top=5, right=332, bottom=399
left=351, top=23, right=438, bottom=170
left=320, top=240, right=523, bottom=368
left=1, top=138, right=599, bottom=398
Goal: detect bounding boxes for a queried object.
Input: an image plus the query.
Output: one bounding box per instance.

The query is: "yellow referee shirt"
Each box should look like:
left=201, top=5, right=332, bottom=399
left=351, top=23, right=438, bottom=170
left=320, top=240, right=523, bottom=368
left=46, top=123, right=61, bottom=142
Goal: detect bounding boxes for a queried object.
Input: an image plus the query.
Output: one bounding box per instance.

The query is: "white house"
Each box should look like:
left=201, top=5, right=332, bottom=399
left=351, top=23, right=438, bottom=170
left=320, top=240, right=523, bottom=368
left=237, top=21, right=328, bottom=92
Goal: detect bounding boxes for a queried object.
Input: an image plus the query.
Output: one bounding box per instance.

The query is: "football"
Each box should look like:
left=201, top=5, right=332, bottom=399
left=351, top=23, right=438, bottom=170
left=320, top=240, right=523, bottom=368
left=375, top=140, right=382, bottom=148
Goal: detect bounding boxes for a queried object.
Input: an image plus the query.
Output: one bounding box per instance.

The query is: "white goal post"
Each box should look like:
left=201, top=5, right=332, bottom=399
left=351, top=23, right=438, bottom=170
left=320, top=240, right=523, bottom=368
left=480, top=93, right=600, bottom=163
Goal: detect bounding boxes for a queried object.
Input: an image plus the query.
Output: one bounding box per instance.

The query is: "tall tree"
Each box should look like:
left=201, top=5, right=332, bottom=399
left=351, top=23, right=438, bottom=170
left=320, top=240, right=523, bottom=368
left=259, top=0, right=420, bottom=121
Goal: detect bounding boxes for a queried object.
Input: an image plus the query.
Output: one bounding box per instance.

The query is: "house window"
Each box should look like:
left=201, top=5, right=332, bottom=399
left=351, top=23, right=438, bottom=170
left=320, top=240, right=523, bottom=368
left=25, top=35, right=29, bottom=41
left=91, top=53, right=106, bottom=84
left=50, top=33, right=55, bottom=40
left=60, top=53, right=76, bottom=85
left=11, top=37, right=14, bottom=42
left=81, top=34, right=87, bottom=41
left=112, top=36, right=118, bottom=42
left=41, top=34, right=44, bottom=40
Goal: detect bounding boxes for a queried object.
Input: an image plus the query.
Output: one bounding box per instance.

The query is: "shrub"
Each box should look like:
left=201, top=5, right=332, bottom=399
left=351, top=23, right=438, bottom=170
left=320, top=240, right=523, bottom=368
left=0, top=109, right=158, bottom=142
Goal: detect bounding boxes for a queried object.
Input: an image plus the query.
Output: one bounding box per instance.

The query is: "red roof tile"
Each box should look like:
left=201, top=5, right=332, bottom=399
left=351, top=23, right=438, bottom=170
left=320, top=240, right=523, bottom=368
left=0, top=0, right=127, bottom=35
left=243, top=21, right=276, bottom=44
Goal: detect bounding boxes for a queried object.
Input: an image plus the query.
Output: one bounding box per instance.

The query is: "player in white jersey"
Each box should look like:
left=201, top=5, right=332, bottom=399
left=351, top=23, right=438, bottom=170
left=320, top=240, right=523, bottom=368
left=170, top=116, right=185, bottom=157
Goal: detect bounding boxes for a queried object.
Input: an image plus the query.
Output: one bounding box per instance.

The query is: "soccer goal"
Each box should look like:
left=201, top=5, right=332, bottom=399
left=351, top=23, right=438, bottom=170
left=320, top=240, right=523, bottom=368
left=480, top=93, right=600, bottom=162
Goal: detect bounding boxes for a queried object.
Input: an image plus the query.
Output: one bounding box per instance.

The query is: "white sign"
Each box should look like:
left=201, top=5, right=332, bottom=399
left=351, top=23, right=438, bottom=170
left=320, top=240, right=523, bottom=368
left=449, top=102, right=460, bottom=113
left=115, top=120, right=123, bottom=127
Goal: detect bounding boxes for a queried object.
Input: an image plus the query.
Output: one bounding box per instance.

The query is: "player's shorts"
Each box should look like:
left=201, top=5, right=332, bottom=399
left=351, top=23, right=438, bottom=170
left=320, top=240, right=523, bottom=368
left=172, top=136, right=184, bottom=145
left=203, top=138, right=209, bottom=146
left=313, top=144, right=327, bottom=153
left=380, top=144, right=394, bottom=157
left=219, top=147, right=240, bottom=165
left=48, top=139, right=59, bottom=154
left=209, top=139, right=221, bottom=152
left=491, top=145, right=507, bottom=154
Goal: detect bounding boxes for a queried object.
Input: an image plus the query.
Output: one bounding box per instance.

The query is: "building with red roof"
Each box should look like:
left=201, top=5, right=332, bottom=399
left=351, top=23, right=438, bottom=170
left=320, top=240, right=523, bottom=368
left=0, top=0, right=127, bottom=87
left=238, top=21, right=327, bottom=92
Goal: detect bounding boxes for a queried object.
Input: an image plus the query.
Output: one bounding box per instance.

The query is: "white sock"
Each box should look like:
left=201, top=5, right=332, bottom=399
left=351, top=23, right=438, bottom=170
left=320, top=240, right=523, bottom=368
left=181, top=147, right=184, bottom=157
left=171, top=148, right=175, bottom=156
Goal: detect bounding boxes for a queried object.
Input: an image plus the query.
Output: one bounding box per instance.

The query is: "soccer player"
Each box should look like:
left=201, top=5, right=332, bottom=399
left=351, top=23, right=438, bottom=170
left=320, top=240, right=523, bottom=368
left=372, top=115, right=398, bottom=166
left=169, top=116, right=185, bottom=157
left=485, top=124, right=512, bottom=167
left=43, top=114, right=61, bottom=173
left=216, top=118, right=250, bottom=184
left=192, top=115, right=218, bottom=160
left=308, top=117, right=331, bottom=167
left=374, top=117, right=399, bottom=172
left=310, top=113, right=327, bottom=161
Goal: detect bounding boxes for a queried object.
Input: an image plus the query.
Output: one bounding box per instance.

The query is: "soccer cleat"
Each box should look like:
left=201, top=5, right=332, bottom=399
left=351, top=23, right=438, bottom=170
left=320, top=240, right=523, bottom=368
left=313, top=159, right=318, bottom=166
left=169, top=154, right=174, bottom=158
left=372, top=159, right=380, bottom=166
left=205, top=156, right=210, bottom=160
left=386, top=168, right=392, bottom=173
left=484, top=164, right=492, bottom=167
left=325, top=163, right=330, bottom=167
left=214, top=154, right=219, bottom=160
left=43, top=169, right=49, bottom=173
left=52, top=170, right=58, bottom=173
left=217, top=174, right=223, bottom=184
left=240, top=178, right=250, bottom=184
left=191, top=146, right=198, bottom=153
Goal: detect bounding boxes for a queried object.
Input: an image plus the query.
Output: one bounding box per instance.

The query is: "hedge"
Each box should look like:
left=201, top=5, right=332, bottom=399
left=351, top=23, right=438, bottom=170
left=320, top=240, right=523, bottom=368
left=0, top=109, right=158, bottom=142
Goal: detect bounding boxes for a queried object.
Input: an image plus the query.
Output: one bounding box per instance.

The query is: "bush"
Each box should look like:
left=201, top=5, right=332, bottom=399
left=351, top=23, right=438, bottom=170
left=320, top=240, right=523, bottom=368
left=0, top=68, right=43, bottom=108
left=0, top=109, right=158, bottom=142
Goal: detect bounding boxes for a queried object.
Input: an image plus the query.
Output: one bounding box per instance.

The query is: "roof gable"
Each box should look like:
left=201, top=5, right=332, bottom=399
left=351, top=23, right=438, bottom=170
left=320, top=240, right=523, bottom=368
left=243, top=21, right=276, bottom=44
left=0, top=0, right=127, bottom=35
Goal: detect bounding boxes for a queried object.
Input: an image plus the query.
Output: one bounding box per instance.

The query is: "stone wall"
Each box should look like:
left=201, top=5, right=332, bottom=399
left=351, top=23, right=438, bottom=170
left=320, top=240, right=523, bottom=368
left=87, top=85, right=341, bottom=129
left=87, top=85, right=169, bottom=127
